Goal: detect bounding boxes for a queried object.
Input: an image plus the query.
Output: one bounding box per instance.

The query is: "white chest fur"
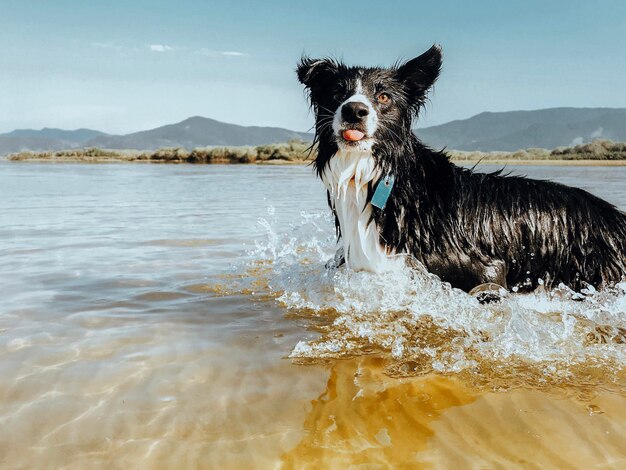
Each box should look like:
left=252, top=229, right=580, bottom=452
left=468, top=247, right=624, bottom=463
left=321, top=149, right=400, bottom=272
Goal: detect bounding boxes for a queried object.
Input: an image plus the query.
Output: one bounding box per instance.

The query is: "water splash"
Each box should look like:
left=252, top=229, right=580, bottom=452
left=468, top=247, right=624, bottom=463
left=247, top=208, right=626, bottom=391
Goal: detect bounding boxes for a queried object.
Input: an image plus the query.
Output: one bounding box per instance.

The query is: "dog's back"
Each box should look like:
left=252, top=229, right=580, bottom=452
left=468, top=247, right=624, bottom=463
left=382, top=145, right=626, bottom=291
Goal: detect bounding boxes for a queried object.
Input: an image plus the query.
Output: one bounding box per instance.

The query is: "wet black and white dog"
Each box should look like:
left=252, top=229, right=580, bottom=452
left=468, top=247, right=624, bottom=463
left=297, top=45, right=626, bottom=293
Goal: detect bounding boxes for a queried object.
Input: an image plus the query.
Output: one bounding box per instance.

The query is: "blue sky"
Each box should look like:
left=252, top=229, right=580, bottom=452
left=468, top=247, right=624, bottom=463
left=2, top=0, right=625, bottom=134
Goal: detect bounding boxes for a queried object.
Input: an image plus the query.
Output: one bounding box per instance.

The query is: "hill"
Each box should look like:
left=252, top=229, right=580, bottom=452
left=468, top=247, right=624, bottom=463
left=84, top=116, right=313, bottom=150
left=3, top=108, right=626, bottom=155
left=0, top=128, right=107, bottom=154
left=0, top=117, right=312, bottom=155
left=416, top=108, right=626, bottom=151
left=5, top=128, right=105, bottom=143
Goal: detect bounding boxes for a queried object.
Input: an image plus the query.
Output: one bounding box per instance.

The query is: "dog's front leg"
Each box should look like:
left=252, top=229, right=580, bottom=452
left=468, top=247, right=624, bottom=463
left=482, top=260, right=508, bottom=287
left=469, top=260, right=508, bottom=303
left=325, top=246, right=345, bottom=269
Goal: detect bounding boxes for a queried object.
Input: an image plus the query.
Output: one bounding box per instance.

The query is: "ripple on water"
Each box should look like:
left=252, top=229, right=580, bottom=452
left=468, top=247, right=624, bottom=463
left=2, top=164, right=626, bottom=467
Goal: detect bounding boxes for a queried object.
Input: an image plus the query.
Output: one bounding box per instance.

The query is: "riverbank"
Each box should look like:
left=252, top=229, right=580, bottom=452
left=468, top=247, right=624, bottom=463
left=5, top=141, right=313, bottom=164
left=6, top=139, right=626, bottom=165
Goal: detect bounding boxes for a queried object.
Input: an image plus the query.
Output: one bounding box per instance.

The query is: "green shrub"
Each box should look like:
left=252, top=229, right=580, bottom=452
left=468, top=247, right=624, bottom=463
left=7, top=138, right=625, bottom=164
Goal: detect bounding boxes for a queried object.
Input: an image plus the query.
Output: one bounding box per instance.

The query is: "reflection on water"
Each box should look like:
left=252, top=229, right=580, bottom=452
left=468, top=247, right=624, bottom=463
left=284, top=358, right=626, bottom=468
left=1, top=162, right=625, bottom=467
left=282, top=357, right=477, bottom=468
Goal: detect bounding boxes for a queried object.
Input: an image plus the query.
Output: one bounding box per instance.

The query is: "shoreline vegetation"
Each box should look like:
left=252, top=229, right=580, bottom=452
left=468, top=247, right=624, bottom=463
left=5, top=139, right=626, bottom=165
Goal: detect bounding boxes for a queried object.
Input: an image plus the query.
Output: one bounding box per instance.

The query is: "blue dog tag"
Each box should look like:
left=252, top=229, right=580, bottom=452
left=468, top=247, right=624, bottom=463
left=371, top=174, right=395, bottom=209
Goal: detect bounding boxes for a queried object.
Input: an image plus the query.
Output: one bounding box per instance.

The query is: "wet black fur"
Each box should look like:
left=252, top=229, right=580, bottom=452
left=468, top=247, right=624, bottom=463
left=297, top=45, right=626, bottom=292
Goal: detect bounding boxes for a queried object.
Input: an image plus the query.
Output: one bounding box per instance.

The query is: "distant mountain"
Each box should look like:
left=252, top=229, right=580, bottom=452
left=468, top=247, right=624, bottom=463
left=0, top=128, right=108, bottom=155
left=416, top=108, right=626, bottom=151
left=3, top=108, right=625, bottom=156
left=0, top=136, right=70, bottom=154
left=0, top=117, right=312, bottom=155
left=6, top=128, right=106, bottom=143
left=85, top=116, right=313, bottom=150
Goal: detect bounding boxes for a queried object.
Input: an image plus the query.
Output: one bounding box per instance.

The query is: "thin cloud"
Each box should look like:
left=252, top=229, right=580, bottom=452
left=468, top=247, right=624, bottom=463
left=198, top=48, right=248, bottom=57
left=149, top=44, right=174, bottom=52
left=92, top=43, right=242, bottom=56
left=221, top=51, right=247, bottom=56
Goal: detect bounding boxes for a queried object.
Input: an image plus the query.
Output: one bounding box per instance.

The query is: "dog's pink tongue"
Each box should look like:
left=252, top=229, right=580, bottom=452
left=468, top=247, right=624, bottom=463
left=342, top=129, right=365, bottom=141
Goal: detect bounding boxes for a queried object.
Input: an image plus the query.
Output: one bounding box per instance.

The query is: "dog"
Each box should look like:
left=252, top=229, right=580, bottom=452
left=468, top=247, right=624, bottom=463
left=297, top=45, right=626, bottom=293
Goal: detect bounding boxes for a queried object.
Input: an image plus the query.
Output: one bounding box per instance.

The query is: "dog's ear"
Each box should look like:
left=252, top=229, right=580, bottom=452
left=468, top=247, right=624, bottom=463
left=296, top=57, right=338, bottom=90
left=397, top=45, right=442, bottom=97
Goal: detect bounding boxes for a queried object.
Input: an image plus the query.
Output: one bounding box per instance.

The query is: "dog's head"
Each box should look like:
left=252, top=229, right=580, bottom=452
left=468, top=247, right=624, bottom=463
left=297, top=45, right=442, bottom=171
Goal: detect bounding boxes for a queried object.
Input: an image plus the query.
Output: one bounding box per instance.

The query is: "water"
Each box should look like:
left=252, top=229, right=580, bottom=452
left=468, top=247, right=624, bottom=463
left=1, top=161, right=625, bottom=468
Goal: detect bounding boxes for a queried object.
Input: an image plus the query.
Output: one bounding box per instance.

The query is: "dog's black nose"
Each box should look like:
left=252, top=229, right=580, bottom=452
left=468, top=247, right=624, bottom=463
left=341, top=102, right=369, bottom=123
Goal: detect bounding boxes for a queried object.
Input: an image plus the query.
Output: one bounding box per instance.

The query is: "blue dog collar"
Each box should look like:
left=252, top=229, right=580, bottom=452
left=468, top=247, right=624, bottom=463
left=371, top=174, right=395, bottom=209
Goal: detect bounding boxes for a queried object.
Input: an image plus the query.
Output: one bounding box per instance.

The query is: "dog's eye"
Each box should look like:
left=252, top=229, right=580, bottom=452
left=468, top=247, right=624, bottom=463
left=377, top=93, right=391, bottom=104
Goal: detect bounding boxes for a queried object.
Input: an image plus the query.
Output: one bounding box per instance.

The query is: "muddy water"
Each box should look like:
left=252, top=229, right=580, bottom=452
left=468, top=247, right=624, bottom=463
left=1, top=162, right=625, bottom=468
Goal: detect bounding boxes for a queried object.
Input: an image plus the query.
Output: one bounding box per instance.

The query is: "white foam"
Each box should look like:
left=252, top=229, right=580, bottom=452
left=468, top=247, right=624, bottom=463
left=248, top=209, right=626, bottom=378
